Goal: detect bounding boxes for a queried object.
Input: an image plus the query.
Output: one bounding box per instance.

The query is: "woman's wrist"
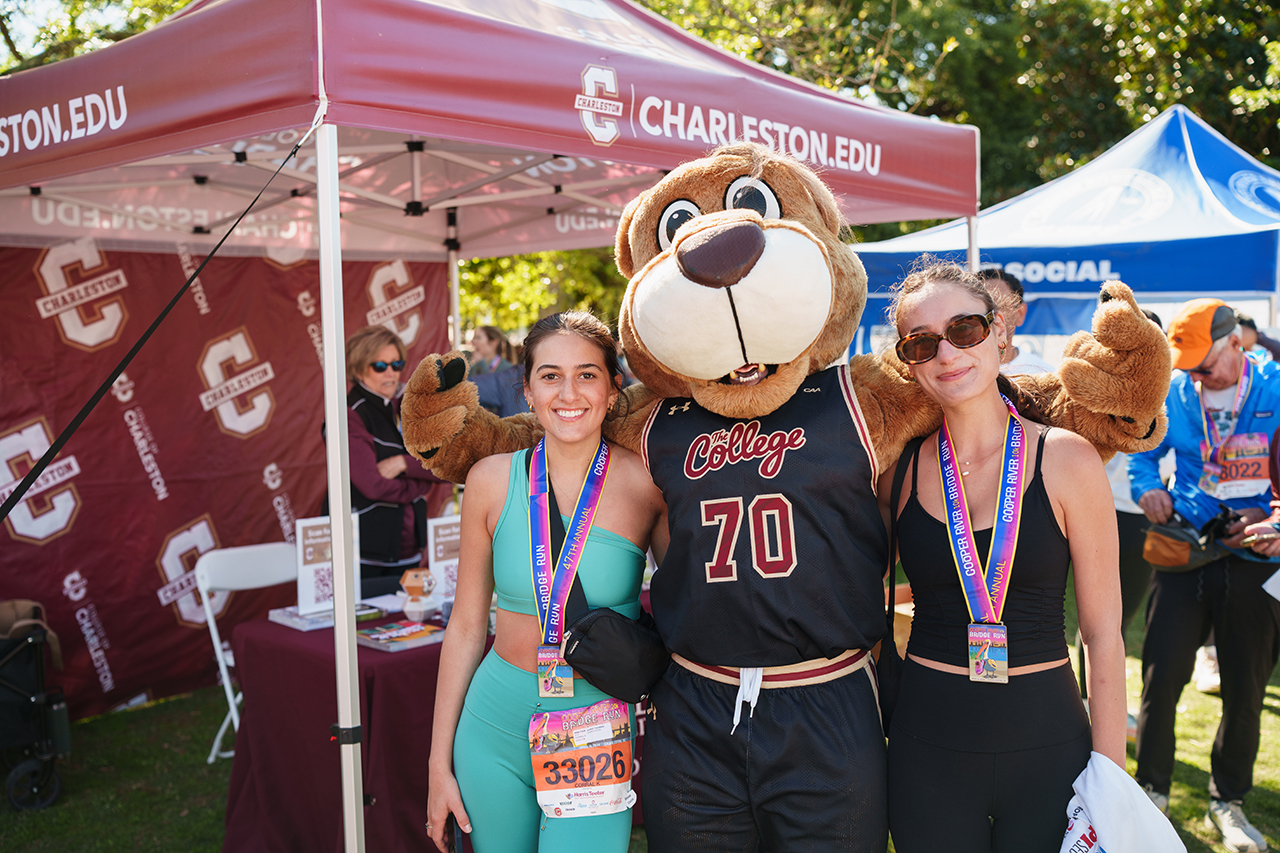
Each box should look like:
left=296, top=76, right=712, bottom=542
left=428, top=751, right=453, bottom=774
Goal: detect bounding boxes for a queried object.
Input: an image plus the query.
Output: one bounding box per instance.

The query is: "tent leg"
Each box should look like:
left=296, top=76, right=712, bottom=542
left=317, top=122, right=366, bottom=853
left=966, top=216, right=978, bottom=272
left=448, top=207, right=462, bottom=349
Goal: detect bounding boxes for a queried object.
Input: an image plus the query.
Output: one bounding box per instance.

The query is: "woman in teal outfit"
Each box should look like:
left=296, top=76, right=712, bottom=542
left=428, top=312, right=668, bottom=853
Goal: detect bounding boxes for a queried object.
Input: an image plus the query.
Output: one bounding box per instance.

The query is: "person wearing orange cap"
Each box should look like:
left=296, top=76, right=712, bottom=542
left=1128, top=298, right=1280, bottom=852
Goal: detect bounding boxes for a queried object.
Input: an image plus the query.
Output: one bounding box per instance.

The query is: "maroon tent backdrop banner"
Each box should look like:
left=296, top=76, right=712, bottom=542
left=0, top=244, right=450, bottom=718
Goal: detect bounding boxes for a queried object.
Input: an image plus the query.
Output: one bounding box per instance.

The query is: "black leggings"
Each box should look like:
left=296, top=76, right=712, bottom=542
left=888, top=658, right=1091, bottom=853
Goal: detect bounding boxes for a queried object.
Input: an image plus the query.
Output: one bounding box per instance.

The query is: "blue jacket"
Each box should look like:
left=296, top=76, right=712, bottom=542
left=1129, top=357, right=1280, bottom=563
left=473, top=364, right=528, bottom=418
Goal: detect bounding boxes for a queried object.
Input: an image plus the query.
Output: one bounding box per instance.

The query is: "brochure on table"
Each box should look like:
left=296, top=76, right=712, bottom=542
left=296, top=514, right=361, bottom=615
left=427, top=514, right=461, bottom=601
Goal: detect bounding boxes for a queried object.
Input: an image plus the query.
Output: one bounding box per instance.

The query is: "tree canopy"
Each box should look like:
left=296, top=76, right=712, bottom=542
left=6, top=0, right=1278, bottom=334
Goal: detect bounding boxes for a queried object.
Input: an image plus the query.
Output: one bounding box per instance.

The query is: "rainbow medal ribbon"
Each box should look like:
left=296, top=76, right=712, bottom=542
left=529, top=437, right=611, bottom=699
left=1197, top=356, right=1251, bottom=497
left=938, top=395, right=1027, bottom=684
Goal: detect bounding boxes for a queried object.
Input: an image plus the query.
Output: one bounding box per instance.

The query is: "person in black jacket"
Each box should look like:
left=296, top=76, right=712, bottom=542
left=344, top=325, right=442, bottom=597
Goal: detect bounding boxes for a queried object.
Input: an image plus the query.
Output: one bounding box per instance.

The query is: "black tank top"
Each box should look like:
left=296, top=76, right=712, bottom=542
left=897, top=428, right=1071, bottom=668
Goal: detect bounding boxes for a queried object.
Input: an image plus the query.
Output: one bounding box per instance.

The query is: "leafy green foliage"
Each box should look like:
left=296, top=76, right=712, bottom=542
left=0, top=0, right=191, bottom=72
left=458, top=247, right=629, bottom=337
left=1231, top=39, right=1280, bottom=130
left=1024, top=0, right=1280, bottom=176
left=7, top=0, right=1278, bottom=322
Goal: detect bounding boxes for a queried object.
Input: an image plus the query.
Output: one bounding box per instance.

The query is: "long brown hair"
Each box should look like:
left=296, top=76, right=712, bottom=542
left=475, top=325, right=517, bottom=364
left=888, top=257, right=1049, bottom=424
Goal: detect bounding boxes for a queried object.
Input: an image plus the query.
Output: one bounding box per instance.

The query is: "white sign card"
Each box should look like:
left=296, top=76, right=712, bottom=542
left=1264, top=567, right=1280, bottom=604
left=295, top=515, right=361, bottom=615
left=427, top=514, right=461, bottom=600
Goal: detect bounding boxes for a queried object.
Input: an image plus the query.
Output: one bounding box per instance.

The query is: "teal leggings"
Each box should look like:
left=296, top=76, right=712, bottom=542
left=454, top=650, right=634, bottom=853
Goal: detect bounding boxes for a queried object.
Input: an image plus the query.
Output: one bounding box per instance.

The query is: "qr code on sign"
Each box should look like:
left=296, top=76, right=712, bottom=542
left=313, top=566, right=334, bottom=604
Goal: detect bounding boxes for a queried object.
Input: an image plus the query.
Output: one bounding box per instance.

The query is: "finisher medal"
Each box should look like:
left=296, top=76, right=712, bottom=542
left=938, top=395, right=1026, bottom=685
left=529, top=438, right=611, bottom=699
left=967, top=623, right=1009, bottom=683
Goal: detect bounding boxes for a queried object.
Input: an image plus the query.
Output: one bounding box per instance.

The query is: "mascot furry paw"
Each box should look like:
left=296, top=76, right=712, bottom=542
left=402, top=143, right=1169, bottom=850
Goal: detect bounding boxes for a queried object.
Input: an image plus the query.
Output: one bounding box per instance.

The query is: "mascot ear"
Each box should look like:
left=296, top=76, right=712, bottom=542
left=615, top=194, right=643, bottom=280
left=794, top=162, right=844, bottom=238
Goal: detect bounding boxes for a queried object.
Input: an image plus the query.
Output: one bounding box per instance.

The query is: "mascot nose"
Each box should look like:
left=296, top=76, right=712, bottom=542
left=675, top=220, right=765, bottom=289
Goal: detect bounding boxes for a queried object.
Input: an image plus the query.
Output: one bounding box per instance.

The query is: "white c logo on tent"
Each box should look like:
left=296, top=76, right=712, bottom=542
left=578, top=66, right=622, bottom=147
left=197, top=328, right=275, bottom=439
left=35, top=237, right=129, bottom=352
left=155, top=515, right=224, bottom=627
left=0, top=419, right=82, bottom=545
left=365, top=260, right=423, bottom=346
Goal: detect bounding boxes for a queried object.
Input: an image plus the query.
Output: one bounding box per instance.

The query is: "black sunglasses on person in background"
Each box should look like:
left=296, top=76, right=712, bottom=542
left=895, top=310, right=995, bottom=365
left=370, top=360, right=406, bottom=372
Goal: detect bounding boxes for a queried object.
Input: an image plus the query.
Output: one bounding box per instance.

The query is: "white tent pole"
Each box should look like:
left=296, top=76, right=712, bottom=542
left=316, top=121, right=367, bottom=853
left=966, top=215, right=978, bottom=272
left=448, top=207, right=462, bottom=349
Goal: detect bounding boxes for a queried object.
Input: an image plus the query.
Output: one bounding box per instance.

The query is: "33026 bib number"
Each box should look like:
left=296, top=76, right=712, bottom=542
left=700, top=493, right=798, bottom=583
left=541, top=749, right=628, bottom=786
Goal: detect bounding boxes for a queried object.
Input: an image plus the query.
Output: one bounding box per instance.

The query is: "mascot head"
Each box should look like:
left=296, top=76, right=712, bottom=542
left=617, top=143, right=866, bottom=419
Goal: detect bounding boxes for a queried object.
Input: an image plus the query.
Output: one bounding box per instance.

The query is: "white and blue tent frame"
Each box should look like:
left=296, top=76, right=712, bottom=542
left=851, top=105, right=1280, bottom=355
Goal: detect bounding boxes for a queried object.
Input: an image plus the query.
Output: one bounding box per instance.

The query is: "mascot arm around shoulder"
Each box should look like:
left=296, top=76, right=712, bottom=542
left=401, top=143, right=1168, bottom=483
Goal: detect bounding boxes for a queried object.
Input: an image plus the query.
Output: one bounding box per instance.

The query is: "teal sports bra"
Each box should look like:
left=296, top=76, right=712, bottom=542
left=491, top=452, right=645, bottom=620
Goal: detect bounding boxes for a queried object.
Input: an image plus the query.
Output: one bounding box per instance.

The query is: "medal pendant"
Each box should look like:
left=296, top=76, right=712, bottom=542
left=967, top=623, right=1008, bottom=684
left=1199, top=461, right=1223, bottom=495
left=537, top=644, right=574, bottom=698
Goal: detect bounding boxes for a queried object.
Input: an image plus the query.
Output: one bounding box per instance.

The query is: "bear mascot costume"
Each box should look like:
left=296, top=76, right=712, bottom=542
left=402, top=143, right=1169, bottom=851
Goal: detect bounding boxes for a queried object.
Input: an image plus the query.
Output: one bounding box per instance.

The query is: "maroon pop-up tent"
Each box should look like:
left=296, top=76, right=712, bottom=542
left=0, top=0, right=978, bottom=847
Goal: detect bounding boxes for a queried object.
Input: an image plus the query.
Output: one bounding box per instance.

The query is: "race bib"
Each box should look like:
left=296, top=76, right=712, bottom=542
left=1200, top=432, right=1270, bottom=499
left=529, top=698, right=636, bottom=818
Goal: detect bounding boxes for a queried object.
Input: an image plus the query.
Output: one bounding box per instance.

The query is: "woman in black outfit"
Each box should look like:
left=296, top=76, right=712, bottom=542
left=343, top=325, right=441, bottom=597
left=878, top=262, right=1126, bottom=852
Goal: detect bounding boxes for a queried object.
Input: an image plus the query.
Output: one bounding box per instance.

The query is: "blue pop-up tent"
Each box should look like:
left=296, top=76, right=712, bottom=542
left=850, top=105, right=1280, bottom=351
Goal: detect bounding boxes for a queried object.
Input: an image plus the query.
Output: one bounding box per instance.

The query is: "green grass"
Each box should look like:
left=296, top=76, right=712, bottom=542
left=0, top=687, right=233, bottom=852
left=2, top=584, right=1277, bottom=852
left=1065, top=574, right=1280, bottom=853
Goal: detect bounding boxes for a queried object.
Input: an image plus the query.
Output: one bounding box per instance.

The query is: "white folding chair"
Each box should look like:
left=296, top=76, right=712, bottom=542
left=195, top=542, right=297, bottom=764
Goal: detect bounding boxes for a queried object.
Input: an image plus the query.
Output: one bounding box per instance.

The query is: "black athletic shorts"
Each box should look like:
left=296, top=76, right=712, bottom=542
left=642, top=660, right=888, bottom=853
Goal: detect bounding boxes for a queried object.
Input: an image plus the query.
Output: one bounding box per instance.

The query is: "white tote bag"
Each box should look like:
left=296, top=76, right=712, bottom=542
left=1059, top=752, right=1186, bottom=853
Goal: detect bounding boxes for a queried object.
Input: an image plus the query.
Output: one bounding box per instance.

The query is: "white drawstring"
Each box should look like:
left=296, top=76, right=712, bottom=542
left=730, top=667, right=764, bottom=734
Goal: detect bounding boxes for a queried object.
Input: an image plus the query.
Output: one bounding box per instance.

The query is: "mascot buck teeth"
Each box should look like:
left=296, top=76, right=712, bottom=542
left=402, top=143, right=1169, bottom=852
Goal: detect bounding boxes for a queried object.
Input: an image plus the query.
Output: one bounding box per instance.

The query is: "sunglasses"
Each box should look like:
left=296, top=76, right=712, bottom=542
left=369, top=359, right=405, bottom=373
left=895, top=311, right=995, bottom=365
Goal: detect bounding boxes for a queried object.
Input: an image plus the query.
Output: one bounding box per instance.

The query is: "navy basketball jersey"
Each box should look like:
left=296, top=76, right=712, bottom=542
left=642, top=364, right=888, bottom=666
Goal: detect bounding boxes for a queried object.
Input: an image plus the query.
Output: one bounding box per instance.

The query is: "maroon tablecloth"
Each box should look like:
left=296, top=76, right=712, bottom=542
left=223, top=619, right=646, bottom=852
left=224, top=620, right=470, bottom=853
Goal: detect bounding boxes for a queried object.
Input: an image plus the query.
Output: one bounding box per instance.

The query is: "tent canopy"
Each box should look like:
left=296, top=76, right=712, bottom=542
left=0, top=0, right=980, bottom=262
left=0, top=3, right=980, bottom=844
left=852, top=105, right=1280, bottom=338
left=0, top=0, right=982, bottom=714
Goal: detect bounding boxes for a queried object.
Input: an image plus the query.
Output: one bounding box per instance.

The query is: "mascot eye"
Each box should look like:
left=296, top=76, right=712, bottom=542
left=724, top=176, right=781, bottom=220
left=657, top=199, right=702, bottom=251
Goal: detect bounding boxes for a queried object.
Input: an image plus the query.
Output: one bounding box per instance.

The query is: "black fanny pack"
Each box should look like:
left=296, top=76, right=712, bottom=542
left=528, top=449, right=670, bottom=704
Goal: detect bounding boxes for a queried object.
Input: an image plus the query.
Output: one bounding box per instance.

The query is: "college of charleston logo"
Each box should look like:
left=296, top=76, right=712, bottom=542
left=34, top=236, right=129, bottom=352
left=0, top=419, right=82, bottom=545
left=365, top=259, right=424, bottom=346
left=197, top=327, right=276, bottom=439
left=576, top=65, right=622, bottom=147
left=155, top=514, right=227, bottom=627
